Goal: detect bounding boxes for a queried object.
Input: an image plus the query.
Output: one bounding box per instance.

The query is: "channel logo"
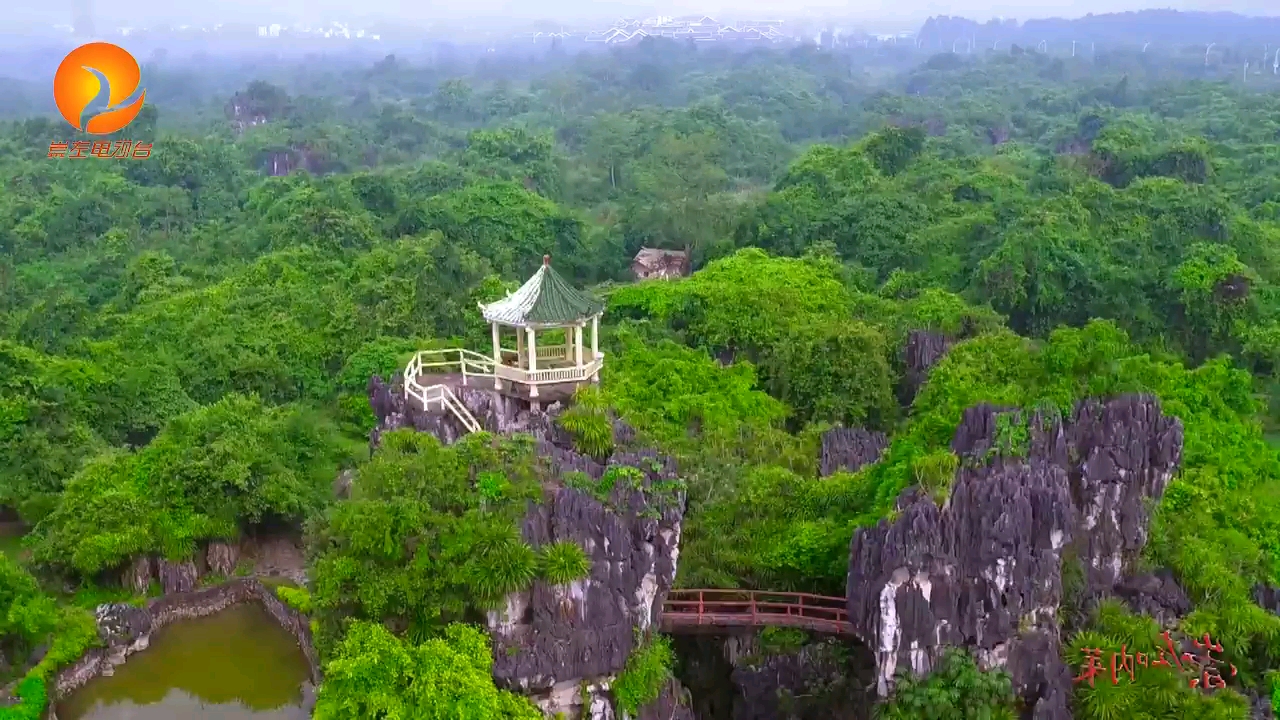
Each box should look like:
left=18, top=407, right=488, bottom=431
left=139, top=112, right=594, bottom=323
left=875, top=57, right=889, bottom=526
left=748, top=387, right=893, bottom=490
left=53, top=42, right=147, bottom=134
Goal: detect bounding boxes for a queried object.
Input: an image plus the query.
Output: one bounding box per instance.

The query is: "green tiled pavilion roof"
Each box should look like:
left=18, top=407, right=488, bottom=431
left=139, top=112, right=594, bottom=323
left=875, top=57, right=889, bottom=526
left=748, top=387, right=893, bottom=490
left=480, top=255, right=605, bottom=327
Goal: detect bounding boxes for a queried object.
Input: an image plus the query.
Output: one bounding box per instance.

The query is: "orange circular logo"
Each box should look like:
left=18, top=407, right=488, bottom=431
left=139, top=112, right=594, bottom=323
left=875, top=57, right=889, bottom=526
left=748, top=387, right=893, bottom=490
left=53, top=42, right=146, bottom=134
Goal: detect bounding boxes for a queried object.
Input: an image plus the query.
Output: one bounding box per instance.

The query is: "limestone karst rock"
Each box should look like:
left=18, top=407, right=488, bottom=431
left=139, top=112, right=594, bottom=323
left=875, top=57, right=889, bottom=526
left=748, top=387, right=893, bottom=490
left=846, top=395, right=1183, bottom=719
left=368, top=372, right=693, bottom=720
left=820, top=427, right=888, bottom=477
left=900, top=330, right=953, bottom=404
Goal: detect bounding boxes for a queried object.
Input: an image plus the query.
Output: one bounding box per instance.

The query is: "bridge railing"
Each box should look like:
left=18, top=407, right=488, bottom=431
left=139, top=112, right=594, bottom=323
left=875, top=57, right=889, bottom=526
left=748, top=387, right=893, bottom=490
left=662, top=589, right=851, bottom=634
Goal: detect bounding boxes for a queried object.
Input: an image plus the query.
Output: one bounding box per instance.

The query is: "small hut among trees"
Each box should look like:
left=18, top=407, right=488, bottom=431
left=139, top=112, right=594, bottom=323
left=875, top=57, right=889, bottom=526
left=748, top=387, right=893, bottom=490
left=631, top=247, right=690, bottom=280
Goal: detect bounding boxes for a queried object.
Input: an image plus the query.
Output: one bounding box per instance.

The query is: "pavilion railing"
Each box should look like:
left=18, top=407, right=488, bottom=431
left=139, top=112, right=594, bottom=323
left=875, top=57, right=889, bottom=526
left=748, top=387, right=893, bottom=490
left=500, top=345, right=572, bottom=365
left=494, top=354, right=604, bottom=385
left=402, top=352, right=485, bottom=433
left=404, top=348, right=605, bottom=398
left=406, top=348, right=497, bottom=387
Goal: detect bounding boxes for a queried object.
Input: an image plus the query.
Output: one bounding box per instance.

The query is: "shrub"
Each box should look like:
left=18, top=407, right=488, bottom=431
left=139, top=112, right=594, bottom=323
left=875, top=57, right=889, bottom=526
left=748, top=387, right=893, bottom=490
left=558, top=386, right=615, bottom=460
left=613, top=635, right=675, bottom=716
left=539, top=541, right=592, bottom=585
left=874, top=648, right=1015, bottom=720
left=467, top=533, right=539, bottom=607
left=276, top=585, right=314, bottom=614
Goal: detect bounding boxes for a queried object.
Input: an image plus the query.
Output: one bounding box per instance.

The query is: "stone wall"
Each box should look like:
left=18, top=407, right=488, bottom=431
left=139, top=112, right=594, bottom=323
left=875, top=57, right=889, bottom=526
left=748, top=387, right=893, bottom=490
left=846, top=395, right=1183, bottom=720
left=52, top=579, right=320, bottom=701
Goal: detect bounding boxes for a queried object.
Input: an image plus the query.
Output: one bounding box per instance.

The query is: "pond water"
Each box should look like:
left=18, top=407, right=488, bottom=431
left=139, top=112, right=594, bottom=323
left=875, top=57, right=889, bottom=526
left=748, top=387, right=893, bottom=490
left=58, top=603, right=312, bottom=720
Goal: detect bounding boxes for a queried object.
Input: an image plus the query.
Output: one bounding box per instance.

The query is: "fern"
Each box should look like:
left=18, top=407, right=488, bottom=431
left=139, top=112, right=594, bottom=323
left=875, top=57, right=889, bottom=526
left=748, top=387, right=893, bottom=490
left=539, top=541, right=592, bottom=585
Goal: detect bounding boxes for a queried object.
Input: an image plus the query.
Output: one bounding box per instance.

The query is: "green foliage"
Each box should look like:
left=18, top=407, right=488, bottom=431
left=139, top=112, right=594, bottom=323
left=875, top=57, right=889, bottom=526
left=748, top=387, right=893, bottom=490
left=276, top=585, right=314, bottom=614
left=538, top=541, right=592, bottom=585
left=758, top=626, right=809, bottom=656
left=0, top=557, right=97, bottom=720
left=30, top=394, right=350, bottom=574
left=1066, top=601, right=1252, bottom=720
left=861, top=126, right=927, bottom=177
left=314, top=621, right=541, bottom=720
left=992, top=411, right=1031, bottom=459
left=874, top=648, right=1016, bottom=720
left=912, top=450, right=959, bottom=504
left=762, top=319, right=897, bottom=430
left=0, top=340, right=110, bottom=521
left=602, top=324, right=810, bottom=484
left=612, top=635, right=675, bottom=717
left=557, top=386, right=615, bottom=459
left=307, top=430, right=543, bottom=648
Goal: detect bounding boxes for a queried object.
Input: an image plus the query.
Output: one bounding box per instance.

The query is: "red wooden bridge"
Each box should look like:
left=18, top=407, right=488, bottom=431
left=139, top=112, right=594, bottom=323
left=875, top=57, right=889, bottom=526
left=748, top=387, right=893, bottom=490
left=660, top=589, right=853, bottom=636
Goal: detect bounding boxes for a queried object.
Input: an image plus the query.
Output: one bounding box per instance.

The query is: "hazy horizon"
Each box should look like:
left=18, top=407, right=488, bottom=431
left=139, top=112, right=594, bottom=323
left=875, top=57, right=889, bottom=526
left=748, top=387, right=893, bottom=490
left=6, top=0, right=1280, bottom=31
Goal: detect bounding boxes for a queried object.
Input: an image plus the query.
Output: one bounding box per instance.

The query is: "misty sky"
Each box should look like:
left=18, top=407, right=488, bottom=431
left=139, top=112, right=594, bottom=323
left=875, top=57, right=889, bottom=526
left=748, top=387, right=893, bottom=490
left=6, top=0, right=1279, bottom=29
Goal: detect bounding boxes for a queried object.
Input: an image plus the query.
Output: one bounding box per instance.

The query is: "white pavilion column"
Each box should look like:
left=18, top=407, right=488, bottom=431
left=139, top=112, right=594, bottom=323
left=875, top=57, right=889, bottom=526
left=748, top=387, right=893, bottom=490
left=516, top=328, right=524, bottom=364
left=590, top=315, right=600, bottom=383
left=527, top=327, right=539, bottom=398
left=491, top=322, right=504, bottom=391
left=574, top=324, right=584, bottom=369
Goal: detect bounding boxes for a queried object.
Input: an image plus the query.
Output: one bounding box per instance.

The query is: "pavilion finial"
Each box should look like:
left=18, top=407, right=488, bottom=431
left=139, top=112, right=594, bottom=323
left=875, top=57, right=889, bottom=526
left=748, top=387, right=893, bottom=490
left=543, top=254, right=551, bottom=267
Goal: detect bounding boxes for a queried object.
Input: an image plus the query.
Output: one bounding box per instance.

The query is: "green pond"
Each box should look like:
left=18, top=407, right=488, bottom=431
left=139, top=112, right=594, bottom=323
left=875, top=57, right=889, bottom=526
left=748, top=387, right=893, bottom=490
left=58, top=603, right=312, bottom=720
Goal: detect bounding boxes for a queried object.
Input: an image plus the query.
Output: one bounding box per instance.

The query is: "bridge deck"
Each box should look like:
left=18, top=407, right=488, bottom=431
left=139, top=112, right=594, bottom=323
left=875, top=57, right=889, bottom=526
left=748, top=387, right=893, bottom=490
left=660, top=589, right=853, bottom=636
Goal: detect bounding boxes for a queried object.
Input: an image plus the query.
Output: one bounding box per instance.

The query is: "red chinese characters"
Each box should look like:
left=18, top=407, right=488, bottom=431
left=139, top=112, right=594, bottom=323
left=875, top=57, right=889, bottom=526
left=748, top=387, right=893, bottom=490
left=1073, top=632, right=1234, bottom=691
left=1186, top=633, right=1237, bottom=690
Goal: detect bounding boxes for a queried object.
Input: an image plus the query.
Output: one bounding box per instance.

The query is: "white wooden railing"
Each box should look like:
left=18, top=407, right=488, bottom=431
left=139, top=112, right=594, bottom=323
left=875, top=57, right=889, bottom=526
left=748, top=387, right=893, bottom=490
left=402, top=349, right=489, bottom=433
left=402, top=348, right=605, bottom=433
left=499, top=345, right=572, bottom=365
left=405, top=380, right=481, bottom=434
left=405, top=348, right=497, bottom=386
left=493, top=355, right=604, bottom=385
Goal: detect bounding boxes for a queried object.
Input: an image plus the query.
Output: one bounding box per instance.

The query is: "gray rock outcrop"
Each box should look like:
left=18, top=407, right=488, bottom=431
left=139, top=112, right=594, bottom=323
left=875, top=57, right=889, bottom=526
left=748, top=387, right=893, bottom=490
left=125, top=556, right=153, bottom=595
left=158, top=559, right=198, bottom=594
left=370, top=372, right=694, bottom=720
left=900, top=330, right=952, bottom=404
left=490, top=438, right=687, bottom=718
left=205, top=541, right=239, bottom=577
left=820, top=428, right=888, bottom=477
left=846, top=395, right=1182, bottom=719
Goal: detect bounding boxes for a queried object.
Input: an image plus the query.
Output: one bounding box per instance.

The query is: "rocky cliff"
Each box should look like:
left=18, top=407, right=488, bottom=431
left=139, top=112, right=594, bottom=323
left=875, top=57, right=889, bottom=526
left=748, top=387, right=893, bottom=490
left=820, top=427, right=888, bottom=477
left=369, top=375, right=694, bottom=720
left=846, top=395, right=1183, bottom=719
left=900, top=330, right=953, bottom=405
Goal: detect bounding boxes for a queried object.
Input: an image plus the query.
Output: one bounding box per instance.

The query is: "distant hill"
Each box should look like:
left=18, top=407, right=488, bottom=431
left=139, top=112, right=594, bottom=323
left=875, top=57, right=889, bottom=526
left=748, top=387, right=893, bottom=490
left=917, top=10, right=1280, bottom=50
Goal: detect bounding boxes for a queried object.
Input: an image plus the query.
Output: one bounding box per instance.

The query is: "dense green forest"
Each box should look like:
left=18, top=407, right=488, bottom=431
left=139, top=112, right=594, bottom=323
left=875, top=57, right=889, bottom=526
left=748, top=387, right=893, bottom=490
left=5, top=31, right=1280, bottom=719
